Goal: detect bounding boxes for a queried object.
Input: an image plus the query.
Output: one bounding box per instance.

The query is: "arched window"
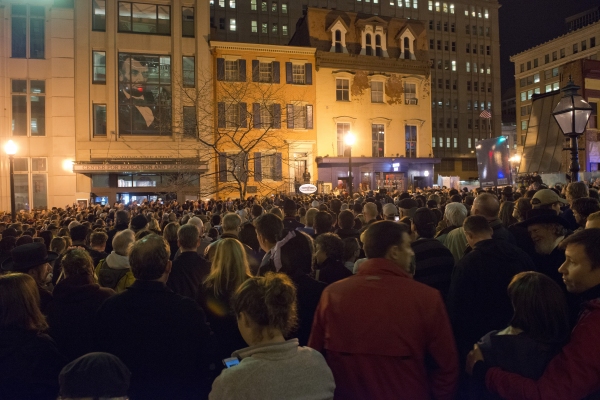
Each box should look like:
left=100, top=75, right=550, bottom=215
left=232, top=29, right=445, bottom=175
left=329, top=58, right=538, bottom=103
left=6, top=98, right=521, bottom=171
left=404, top=37, right=410, bottom=59
left=366, top=34, right=372, bottom=56
left=375, top=35, right=382, bottom=57
left=335, top=30, right=342, bottom=53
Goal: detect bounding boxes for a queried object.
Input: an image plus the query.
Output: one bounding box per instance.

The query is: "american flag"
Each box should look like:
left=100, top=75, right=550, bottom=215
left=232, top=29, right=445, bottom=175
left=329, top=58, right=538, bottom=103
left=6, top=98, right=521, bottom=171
left=480, top=110, right=492, bottom=119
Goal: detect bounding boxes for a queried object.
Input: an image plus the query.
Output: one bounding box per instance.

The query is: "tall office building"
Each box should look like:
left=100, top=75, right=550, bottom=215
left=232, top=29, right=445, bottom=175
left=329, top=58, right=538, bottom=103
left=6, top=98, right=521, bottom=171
left=211, top=0, right=501, bottom=180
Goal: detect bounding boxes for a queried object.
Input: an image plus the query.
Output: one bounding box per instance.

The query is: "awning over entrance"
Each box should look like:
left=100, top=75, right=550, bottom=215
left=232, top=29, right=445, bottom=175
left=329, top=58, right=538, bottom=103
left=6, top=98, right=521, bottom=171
left=72, top=159, right=208, bottom=174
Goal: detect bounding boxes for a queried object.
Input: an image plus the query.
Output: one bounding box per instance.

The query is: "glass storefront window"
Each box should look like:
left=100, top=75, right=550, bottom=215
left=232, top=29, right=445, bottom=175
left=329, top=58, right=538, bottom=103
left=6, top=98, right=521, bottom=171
left=14, top=174, right=30, bottom=211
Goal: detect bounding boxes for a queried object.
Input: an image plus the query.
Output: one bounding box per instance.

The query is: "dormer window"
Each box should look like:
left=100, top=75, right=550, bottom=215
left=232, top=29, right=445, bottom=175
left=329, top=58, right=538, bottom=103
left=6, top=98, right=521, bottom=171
left=357, top=17, right=389, bottom=57
left=365, top=34, right=373, bottom=56
left=327, top=18, right=348, bottom=54
left=376, top=35, right=383, bottom=57
left=334, top=31, right=342, bottom=52
left=397, top=26, right=416, bottom=60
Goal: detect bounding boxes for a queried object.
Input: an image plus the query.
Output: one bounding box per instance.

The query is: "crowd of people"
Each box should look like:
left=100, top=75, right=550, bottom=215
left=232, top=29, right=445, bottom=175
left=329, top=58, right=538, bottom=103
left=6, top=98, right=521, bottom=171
left=1, top=181, right=600, bottom=399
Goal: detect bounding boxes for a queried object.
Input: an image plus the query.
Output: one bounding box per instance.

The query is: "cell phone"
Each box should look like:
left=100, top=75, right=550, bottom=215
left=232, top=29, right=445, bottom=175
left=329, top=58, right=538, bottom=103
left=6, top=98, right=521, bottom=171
left=222, top=357, right=240, bottom=368
left=394, top=216, right=400, bottom=221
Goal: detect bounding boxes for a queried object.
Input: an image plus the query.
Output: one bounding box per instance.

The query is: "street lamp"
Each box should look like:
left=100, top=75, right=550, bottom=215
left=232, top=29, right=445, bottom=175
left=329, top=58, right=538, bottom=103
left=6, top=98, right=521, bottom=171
left=552, top=77, right=592, bottom=182
left=345, top=132, right=356, bottom=197
left=4, top=140, right=17, bottom=222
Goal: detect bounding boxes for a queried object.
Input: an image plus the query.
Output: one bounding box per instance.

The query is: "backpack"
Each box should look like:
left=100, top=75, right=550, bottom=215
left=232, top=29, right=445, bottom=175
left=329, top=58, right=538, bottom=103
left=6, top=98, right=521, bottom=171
left=95, top=259, right=135, bottom=292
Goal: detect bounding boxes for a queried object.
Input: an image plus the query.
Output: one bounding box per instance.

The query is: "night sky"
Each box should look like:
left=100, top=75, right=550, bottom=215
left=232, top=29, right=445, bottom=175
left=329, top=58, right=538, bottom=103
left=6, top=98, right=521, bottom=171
left=499, top=0, right=599, bottom=94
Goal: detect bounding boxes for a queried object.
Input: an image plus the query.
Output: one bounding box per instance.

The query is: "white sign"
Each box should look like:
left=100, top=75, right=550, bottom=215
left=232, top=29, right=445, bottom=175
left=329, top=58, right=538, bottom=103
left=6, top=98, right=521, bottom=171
left=299, top=184, right=318, bottom=194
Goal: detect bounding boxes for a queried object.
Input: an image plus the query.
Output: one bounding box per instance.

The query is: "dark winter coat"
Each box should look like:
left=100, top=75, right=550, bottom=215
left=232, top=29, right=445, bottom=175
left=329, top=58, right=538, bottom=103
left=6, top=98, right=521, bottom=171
left=167, top=251, right=210, bottom=303
left=0, top=327, right=67, bottom=400
left=46, top=274, right=114, bottom=361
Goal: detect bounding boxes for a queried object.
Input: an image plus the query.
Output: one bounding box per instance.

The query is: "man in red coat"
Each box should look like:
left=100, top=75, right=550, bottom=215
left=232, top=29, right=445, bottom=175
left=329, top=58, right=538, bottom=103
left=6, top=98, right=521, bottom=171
left=308, top=221, right=459, bottom=400
left=467, top=228, right=600, bottom=399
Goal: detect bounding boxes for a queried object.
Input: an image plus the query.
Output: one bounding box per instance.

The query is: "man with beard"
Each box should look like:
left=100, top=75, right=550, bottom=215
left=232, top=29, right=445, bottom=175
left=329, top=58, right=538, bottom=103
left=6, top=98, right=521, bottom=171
left=118, top=55, right=169, bottom=135
left=1, top=242, right=58, bottom=314
left=518, top=210, right=570, bottom=288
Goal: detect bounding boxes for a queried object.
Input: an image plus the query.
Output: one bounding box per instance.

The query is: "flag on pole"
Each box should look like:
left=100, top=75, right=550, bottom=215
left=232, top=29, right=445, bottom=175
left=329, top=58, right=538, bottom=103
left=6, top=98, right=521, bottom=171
left=480, top=110, right=492, bottom=119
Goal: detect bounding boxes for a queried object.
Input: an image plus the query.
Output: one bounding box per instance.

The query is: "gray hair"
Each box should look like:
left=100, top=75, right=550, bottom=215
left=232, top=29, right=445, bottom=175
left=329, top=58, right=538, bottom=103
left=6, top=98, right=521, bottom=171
left=112, top=229, right=135, bottom=256
left=444, top=202, right=468, bottom=227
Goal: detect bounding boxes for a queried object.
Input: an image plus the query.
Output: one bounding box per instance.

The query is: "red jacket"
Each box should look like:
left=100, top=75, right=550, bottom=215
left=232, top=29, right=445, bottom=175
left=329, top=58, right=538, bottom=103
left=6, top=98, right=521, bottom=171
left=485, top=297, right=600, bottom=400
left=308, top=258, right=459, bottom=400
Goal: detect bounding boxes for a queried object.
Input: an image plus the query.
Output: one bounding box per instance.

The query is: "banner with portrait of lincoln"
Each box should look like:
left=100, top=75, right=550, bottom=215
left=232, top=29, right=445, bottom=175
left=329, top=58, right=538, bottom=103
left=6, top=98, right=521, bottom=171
left=118, top=53, right=171, bottom=136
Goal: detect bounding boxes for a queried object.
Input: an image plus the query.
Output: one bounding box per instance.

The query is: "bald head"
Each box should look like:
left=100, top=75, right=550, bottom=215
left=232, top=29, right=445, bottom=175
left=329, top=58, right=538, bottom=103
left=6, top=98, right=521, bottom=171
left=472, top=193, right=500, bottom=220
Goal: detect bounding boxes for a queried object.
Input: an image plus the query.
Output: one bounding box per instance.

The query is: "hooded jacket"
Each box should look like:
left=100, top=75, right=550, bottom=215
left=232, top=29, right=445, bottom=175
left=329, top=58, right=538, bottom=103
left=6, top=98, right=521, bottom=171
left=95, top=252, right=135, bottom=293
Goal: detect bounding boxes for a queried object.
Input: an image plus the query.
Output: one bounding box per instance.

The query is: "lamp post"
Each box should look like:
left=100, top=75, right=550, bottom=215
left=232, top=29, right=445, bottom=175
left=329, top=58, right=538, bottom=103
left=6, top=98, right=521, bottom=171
left=552, top=77, right=592, bottom=183
left=4, top=140, right=17, bottom=222
left=345, top=132, right=356, bottom=197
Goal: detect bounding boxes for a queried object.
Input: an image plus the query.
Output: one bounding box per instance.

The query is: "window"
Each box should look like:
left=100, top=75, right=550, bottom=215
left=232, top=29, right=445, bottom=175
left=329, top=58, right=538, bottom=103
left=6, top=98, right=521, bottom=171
left=282, top=25, right=288, bottom=35
left=451, top=23, right=455, bottom=32
left=468, top=137, right=472, bottom=148
left=534, top=58, right=538, bottom=68
left=271, top=2, right=277, bottom=11
left=13, top=157, right=47, bottom=211
left=521, top=120, right=527, bottom=131
left=533, top=73, right=540, bottom=83
left=12, top=79, right=45, bottom=137
left=487, top=46, right=491, bottom=56
left=225, top=60, right=240, bottom=81
left=337, top=123, right=351, bottom=156
left=251, top=21, right=257, bottom=33
left=262, top=1, right=267, bottom=11
left=446, top=137, right=450, bottom=148
left=230, top=0, right=236, bottom=8
left=552, top=67, right=559, bottom=77
left=371, top=81, right=384, bottom=103
left=560, top=48, right=565, bottom=58
left=450, top=4, right=455, bottom=13
left=230, top=19, right=237, bottom=31
left=484, top=8, right=489, bottom=18
left=429, top=39, right=434, bottom=50
left=453, top=137, right=457, bottom=148
left=288, top=103, right=310, bottom=129
left=182, top=56, right=195, bottom=87
left=545, top=54, right=549, bottom=64
left=282, top=3, right=287, bottom=13
left=226, top=103, right=241, bottom=128
left=12, top=5, right=45, bottom=59
left=582, top=40, right=587, bottom=51
left=405, top=125, right=417, bottom=157
left=183, top=106, right=197, bottom=137
left=452, top=60, right=456, bottom=71
left=118, top=2, right=171, bottom=35
left=466, top=25, right=470, bottom=34
left=262, top=23, right=267, bottom=33
left=466, top=62, right=471, bottom=73
left=93, top=104, right=107, bottom=136
left=93, top=0, right=106, bottom=31
left=591, top=37, right=596, bottom=48
left=219, top=18, right=225, bottom=30
left=272, top=23, right=278, bottom=33
left=118, top=53, right=172, bottom=136
left=293, top=64, right=306, bottom=84
left=372, top=124, right=385, bottom=157
left=439, top=137, right=443, bottom=148
left=336, top=79, right=350, bottom=101
left=466, top=43, right=470, bottom=53
left=92, top=51, right=106, bottom=84
left=467, top=81, right=471, bottom=91
left=428, top=1, right=433, bottom=11
left=404, top=82, right=417, bottom=104
left=251, top=0, right=257, bottom=10
left=444, top=41, right=449, bottom=51
left=182, top=7, right=194, bottom=37
left=573, top=43, right=578, bottom=54
left=256, top=153, right=282, bottom=181
left=255, top=61, right=271, bottom=82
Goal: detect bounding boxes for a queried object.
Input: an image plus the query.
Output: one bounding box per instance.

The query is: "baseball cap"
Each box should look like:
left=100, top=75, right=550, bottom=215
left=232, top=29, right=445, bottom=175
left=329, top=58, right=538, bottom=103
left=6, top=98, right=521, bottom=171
left=531, top=189, right=568, bottom=207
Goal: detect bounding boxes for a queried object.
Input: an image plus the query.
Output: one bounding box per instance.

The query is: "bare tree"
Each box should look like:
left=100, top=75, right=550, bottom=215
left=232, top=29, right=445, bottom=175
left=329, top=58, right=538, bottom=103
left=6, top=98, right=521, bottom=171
left=172, top=67, right=313, bottom=199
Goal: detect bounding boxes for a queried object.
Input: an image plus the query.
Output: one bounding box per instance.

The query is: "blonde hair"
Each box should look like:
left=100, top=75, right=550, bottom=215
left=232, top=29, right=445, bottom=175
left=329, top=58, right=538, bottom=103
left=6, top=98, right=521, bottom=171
left=0, top=273, right=48, bottom=331
left=204, top=238, right=251, bottom=297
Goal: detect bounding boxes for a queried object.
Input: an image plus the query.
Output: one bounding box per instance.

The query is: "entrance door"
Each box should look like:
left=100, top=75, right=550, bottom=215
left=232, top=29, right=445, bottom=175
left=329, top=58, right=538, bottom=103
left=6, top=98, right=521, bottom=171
left=292, top=160, right=306, bottom=182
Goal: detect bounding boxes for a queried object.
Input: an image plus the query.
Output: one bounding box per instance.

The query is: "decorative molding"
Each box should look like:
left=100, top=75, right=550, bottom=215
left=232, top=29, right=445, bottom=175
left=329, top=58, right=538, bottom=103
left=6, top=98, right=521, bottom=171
left=211, top=41, right=317, bottom=56
left=73, top=160, right=208, bottom=174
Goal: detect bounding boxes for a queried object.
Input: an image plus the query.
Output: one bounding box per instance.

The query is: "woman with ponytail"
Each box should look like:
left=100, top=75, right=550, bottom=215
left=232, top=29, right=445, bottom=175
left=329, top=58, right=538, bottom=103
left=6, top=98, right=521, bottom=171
left=209, top=273, right=335, bottom=400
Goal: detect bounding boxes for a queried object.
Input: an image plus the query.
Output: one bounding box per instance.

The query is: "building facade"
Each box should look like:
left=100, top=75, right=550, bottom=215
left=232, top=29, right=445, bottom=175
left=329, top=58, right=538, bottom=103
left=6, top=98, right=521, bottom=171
left=0, top=0, right=78, bottom=212
left=210, top=0, right=501, bottom=180
left=511, top=22, right=600, bottom=172
left=71, top=0, right=212, bottom=205
left=290, top=8, right=437, bottom=191
left=210, top=41, right=317, bottom=198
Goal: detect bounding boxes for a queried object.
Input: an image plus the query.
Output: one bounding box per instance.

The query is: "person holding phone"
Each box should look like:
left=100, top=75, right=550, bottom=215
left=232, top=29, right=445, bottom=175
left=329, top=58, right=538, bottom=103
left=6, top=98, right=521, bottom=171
left=209, top=273, right=335, bottom=400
